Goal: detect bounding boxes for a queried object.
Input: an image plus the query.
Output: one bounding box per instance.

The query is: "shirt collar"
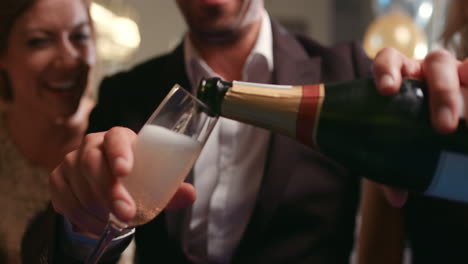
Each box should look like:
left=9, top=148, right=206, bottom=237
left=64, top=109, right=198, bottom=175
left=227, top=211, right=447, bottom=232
left=184, top=10, right=273, bottom=93
left=250, top=9, right=273, bottom=72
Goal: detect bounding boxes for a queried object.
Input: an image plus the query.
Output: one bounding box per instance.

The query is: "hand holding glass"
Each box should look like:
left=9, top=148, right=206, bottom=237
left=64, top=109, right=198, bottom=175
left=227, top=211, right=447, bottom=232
left=85, top=85, right=218, bottom=263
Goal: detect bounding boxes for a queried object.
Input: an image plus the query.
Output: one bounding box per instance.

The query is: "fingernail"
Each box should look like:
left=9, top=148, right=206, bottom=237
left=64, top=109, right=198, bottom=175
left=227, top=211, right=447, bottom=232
left=114, top=157, right=129, bottom=175
left=436, top=106, right=454, bottom=128
left=393, top=192, right=408, bottom=208
left=113, top=199, right=132, bottom=215
left=380, top=74, right=395, bottom=88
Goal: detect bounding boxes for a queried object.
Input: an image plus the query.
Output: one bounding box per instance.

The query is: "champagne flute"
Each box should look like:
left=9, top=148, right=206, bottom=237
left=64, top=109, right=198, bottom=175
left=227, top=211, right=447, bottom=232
left=85, top=84, right=218, bottom=264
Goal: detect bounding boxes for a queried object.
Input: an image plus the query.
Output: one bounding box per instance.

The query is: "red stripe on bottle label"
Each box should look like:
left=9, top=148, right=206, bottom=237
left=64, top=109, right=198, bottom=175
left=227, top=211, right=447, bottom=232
left=297, top=84, right=322, bottom=147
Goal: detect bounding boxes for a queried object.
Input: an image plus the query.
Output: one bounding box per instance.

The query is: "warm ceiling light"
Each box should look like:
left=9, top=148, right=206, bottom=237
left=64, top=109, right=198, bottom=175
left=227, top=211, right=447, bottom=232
left=90, top=2, right=141, bottom=62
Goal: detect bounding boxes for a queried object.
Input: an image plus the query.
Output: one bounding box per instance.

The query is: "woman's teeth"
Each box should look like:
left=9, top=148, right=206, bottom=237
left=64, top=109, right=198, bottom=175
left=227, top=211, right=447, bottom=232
left=47, top=81, right=75, bottom=91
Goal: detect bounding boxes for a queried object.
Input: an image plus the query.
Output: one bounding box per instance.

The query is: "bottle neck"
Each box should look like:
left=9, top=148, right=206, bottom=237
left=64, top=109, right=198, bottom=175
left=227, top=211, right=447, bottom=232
left=198, top=78, right=232, bottom=115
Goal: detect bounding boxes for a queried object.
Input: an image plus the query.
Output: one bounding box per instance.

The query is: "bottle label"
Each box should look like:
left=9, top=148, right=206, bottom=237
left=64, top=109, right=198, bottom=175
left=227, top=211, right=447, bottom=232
left=424, top=151, right=468, bottom=203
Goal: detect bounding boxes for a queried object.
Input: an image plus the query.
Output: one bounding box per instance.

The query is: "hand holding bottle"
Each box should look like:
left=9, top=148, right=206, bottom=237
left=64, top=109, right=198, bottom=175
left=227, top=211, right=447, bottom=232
left=198, top=47, right=468, bottom=207
left=374, top=47, right=468, bottom=133
left=373, top=47, right=468, bottom=207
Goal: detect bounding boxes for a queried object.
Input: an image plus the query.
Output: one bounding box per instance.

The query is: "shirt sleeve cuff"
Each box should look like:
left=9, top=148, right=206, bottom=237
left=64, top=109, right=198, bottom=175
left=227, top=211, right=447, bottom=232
left=60, top=217, right=135, bottom=261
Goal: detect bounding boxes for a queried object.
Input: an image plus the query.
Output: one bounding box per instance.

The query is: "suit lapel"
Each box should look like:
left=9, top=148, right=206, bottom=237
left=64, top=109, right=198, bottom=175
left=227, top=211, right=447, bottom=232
left=162, top=43, right=191, bottom=91
left=271, top=19, right=321, bottom=85
left=233, top=19, right=324, bottom=259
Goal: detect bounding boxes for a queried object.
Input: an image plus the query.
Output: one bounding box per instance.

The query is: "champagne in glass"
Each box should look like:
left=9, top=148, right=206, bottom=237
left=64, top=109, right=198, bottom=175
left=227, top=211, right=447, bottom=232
left=86, top=84, right=218, bottom=263
left=124, top=124, right=203, bottom=226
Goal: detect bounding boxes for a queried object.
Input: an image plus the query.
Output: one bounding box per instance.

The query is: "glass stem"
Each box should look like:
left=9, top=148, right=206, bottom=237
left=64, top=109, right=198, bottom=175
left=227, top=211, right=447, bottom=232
left=85, top=214, right=128, bottom=264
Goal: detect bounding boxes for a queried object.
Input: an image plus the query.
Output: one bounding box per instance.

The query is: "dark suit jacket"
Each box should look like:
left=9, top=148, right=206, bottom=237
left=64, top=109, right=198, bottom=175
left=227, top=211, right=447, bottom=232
left=403, top=194, right=468, bottom=264
left=22, top=20, right=372, bottom=264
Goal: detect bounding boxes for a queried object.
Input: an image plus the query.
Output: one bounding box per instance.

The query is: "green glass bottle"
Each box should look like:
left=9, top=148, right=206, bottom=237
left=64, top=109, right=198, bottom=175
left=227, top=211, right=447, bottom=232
left=197, top=77, right=468, bottom=203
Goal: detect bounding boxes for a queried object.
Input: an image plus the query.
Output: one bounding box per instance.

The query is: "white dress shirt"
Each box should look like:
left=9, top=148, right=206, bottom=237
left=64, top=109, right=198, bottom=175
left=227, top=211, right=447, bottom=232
left=182, top=10, right=273, bottom=263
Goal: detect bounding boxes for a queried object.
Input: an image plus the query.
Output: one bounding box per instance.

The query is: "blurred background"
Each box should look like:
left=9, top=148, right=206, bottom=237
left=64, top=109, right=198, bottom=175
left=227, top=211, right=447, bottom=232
left=90, top=0, right=449, bottom=78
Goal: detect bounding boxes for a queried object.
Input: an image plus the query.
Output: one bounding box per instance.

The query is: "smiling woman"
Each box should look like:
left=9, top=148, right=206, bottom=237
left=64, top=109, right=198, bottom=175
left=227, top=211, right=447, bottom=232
left=0, top=0, right=96, bottom=262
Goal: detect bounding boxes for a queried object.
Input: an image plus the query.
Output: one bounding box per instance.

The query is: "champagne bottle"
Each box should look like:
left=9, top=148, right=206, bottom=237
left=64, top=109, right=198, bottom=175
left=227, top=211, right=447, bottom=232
left=197, top=77, right=468, bottom=203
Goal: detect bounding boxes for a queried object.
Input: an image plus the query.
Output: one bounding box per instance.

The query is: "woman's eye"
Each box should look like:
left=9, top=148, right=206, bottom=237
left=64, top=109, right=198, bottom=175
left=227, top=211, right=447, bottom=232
left=72, top=32, right=91, bottom=43
left=27, top=38, right=49, bottom=48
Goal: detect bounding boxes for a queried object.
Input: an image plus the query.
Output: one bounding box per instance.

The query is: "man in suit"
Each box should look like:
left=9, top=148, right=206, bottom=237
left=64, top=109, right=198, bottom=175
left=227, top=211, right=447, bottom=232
left=40, top=0, right=468, bottom=263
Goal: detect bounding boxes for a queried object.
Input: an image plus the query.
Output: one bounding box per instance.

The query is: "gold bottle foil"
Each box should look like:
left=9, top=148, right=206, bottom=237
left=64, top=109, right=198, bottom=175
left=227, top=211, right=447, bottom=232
left=221, top=81, right=325, bottom=147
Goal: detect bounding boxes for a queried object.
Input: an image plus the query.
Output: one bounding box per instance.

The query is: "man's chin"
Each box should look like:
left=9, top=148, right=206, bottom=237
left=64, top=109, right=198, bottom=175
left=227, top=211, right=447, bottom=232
left=199, top=0, right=231, bottom=5
left=193, top=28, right=241, bottom=44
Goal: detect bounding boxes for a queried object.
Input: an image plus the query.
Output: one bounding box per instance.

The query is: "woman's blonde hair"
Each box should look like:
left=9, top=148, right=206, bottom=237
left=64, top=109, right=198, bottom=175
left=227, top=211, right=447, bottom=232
left=441, top=0, right=468, bottom=59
